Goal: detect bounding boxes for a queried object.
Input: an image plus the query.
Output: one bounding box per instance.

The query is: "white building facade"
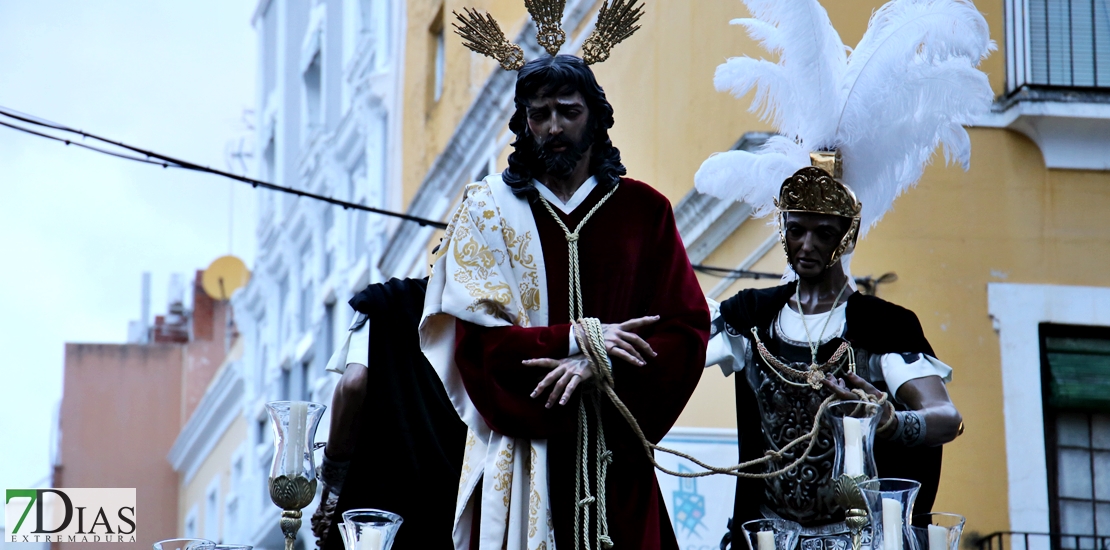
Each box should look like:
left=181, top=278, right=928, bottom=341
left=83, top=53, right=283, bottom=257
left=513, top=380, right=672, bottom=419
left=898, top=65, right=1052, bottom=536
left=169, top=0, right=407, bottom=548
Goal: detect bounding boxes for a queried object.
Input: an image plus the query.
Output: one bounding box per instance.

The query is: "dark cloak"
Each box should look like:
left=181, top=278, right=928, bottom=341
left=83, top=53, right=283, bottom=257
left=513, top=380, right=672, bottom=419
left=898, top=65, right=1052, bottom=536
left=323, top=277, right=467, bottom=550
left=719, top=282, right=943, bottom=528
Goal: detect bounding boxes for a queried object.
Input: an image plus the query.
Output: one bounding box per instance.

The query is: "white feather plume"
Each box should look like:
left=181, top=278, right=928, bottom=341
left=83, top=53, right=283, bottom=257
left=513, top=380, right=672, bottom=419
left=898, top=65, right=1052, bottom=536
left=718, top=0, right=847, bottom=144
left=697, top=0, right=994, bottom=240
left=697, top=0, right=847, bottom=215
left=835, top=0, right=995, bottom=236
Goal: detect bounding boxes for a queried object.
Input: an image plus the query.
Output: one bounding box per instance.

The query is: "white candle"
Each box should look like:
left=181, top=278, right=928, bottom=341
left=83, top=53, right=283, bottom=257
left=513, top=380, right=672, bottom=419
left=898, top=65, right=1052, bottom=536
left=882, top=498, right=903, bottom=550
left=756, top=530, right=776, bottom=550
left=285, top=401, right=308, bottom=475
left=843, top=417, right=864, bottom=477
left=928, top=524, right=948, bottom=550
left=358, top=529, right=382, bottom=550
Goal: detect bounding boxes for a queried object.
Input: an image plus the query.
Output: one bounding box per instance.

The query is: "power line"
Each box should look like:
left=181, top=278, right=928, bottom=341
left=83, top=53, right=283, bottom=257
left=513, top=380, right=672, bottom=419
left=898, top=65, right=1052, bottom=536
left=0, top=106, right=450, bottom=230
left=0, top=105, right=892, bottom=287
left=690, top=264, right=781, bottom=280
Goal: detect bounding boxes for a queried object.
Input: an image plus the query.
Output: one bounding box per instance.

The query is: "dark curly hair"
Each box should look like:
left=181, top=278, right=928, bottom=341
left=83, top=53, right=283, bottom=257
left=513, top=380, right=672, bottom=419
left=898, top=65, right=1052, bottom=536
left=501, top=55, right=626, bottom=200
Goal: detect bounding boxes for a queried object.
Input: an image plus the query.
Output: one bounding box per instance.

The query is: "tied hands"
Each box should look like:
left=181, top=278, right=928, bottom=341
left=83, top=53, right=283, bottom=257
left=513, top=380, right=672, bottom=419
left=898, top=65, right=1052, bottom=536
left=822, top=372, right=895, bottom=427
left=525, top=315, right=659, bottom=409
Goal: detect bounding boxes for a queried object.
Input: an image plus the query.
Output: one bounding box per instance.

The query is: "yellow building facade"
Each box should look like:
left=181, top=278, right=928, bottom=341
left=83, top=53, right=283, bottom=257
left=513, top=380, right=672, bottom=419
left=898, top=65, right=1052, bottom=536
left=391, top=0, right=1110, bottom=544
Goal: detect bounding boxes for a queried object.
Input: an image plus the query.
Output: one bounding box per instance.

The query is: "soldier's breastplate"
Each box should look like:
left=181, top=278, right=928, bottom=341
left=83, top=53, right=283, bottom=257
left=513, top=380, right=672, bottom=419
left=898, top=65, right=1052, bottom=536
left=746, top=331, right=851, bottom=526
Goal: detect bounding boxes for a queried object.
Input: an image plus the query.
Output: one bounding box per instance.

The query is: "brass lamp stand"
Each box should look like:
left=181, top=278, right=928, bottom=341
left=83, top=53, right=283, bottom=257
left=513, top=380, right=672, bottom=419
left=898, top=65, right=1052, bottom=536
left=265, top=401, right=327, bottom=550
left=834, top=474, right=870, bottom=550
left=270, top=475, right=318, bottom=550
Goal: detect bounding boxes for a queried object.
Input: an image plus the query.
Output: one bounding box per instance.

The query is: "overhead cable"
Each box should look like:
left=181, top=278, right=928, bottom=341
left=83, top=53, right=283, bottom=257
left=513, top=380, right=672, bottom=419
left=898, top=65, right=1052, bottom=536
left=0, top=105, right=887, bottom=286
left=0, top=106, right=450, bottom=229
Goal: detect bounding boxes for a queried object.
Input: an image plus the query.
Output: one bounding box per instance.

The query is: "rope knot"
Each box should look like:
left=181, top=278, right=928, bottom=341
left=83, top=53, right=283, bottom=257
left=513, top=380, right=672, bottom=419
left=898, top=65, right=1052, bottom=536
left=601, top=450, right=614, bottom=464
left=577, top=496, right=596, bottom=507
left=599, top=535, right=614, bottom=549
left=566, top=232, right=580, bottom=243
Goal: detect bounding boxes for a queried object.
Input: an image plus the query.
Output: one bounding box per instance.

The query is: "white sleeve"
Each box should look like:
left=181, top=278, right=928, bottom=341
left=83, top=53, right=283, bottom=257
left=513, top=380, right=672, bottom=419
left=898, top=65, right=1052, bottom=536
left=345, top=317, right=370, bottom=367
left=325, top=313, right=368, bottom=375
left=880, top=353, right=953, bottom=399
left=703, top=296, right=749, bottom=376
left=705, top=328, right=749, bottom=377
left=568, top=326, right=581, bottom=356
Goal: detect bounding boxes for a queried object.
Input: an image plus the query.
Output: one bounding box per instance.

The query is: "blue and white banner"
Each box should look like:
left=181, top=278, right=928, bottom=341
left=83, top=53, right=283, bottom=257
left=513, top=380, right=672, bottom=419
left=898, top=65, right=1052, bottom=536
left=657, top=427, right=740, bottom=550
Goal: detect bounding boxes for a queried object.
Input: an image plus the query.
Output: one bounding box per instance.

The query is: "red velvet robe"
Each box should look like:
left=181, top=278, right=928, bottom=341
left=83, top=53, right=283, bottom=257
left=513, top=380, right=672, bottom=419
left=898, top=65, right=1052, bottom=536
left=454, top=178, right=710, bottom=550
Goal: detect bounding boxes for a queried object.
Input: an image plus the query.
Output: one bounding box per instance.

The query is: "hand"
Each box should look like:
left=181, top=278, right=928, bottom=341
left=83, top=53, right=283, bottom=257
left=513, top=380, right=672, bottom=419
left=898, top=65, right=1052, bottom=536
left=310, top=490, right=339, bottom=549
left=822, top=373, right=893, bottom=427
left=587, top=315, right=660, bottom=366
left=525, top=354, right=595, bottom=408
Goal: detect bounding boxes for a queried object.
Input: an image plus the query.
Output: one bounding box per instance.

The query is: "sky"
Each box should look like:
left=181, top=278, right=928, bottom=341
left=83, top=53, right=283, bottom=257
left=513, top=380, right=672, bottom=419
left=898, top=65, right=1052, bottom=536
left=0, top=1, right=258, bottom=491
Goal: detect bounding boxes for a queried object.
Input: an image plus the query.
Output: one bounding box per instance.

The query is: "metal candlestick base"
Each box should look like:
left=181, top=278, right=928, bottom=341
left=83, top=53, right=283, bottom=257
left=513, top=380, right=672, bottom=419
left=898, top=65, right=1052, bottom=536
left=270, top=475, right=318, bottom=550
left=834, top=474, right=869, bottom=550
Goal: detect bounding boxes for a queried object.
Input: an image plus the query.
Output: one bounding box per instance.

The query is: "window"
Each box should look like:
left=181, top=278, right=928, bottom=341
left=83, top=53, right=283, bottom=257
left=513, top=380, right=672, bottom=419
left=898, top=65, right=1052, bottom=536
left=1041, top=324, right=1110, bottom=542
left=1008, top=0, right=1110, bottom=90
left=225, top=496, right=239, bottom=543
left=262, top=137, right=276, bottom=183
left=184, top=505, right=199, bottom=538
left=325, top=302, right=337, bottom=359
left=366, top=110, right=389, bottom=209
left=359, top=0, right=375, bottom=35
left=257, top=416, right=268, bottom=445
left=301, top=360, right=312, bottom=401
left=279, top=275, right=290, bottom=341
left=289, top=362, right=306, bottom=402
left=261, top=3, right=279, bottom=98
left=257, top=343, right=268, bottom=397
left=299, top=240, right=314, bottom=334
left=323, top=208, right=336, bottom=278
left=281, top=367, right=292, bottom=401
left=204, top=482, right=220, bottom=542
left=348, top=157, right=368, bottom=261
left=429, top=7, right=446, bottom=105
left=303, top=52, right=323, bottom=134
left=300, top=284, right=313, bottom=334
left=371, top=0, right=392, bottom=64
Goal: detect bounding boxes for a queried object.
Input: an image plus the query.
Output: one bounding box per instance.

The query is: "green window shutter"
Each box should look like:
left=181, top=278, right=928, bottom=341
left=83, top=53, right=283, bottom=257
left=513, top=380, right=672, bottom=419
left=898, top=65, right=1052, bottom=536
left=1044, top=336, right=1110, bottom=411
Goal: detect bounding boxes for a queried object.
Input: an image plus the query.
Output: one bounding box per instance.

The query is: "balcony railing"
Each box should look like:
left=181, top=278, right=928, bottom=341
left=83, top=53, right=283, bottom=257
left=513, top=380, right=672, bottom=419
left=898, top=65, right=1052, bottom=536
left=1006, top=0, right=1110, bottom=92
left=976, top=531, right=1110, bottom=550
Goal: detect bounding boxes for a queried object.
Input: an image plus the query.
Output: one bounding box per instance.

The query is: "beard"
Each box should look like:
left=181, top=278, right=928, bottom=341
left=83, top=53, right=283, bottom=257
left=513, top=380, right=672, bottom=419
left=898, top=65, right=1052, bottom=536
left=531, top=130, right=593, bottom=180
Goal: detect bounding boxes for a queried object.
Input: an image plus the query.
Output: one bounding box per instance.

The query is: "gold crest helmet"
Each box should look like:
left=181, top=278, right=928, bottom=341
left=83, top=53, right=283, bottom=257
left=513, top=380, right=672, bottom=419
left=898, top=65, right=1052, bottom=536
left=775, top=151, right=863, bottom=269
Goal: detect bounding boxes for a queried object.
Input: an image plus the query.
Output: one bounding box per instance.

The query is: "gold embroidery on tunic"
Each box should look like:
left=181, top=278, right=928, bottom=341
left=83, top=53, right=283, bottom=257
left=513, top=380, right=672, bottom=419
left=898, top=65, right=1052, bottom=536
left=494, top=442, right=516, bottom=507
left=458, top=430, right=479, bottom=498
left=528, top=445, right=540, bottom=538
left=443, top=181, right=543, bottom=323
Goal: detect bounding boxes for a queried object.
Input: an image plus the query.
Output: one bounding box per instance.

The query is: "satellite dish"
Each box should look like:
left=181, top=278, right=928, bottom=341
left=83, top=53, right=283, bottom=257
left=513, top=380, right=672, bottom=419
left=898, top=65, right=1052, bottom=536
left=201, top=255, right=251, bottom=301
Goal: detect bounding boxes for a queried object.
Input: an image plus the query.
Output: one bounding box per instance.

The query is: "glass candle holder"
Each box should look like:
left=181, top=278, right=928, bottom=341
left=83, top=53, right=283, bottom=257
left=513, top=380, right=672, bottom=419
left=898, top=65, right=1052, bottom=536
left=858, top=478, right=922, bottom=550
left=266, top=401, right=326, bottom=482
left=341, top=509, right=404, bottom=550
left=153, top=539, right=215, bottom=550
left=825, top=400, right=881, bottom=479
left=740, top=518, right=802, bottom=550
left=911, top=513, right=966, bottom=550
left=338, top=523, right=350, bottom=550
left=266, top=401, right=327, bottom=550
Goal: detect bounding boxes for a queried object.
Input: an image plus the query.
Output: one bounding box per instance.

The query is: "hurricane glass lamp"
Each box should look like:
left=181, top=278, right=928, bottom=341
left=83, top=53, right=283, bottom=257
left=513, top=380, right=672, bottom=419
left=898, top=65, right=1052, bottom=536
left=340, top=509, right=404, bottom=550
left=266, top=401, right=326, bottom=550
